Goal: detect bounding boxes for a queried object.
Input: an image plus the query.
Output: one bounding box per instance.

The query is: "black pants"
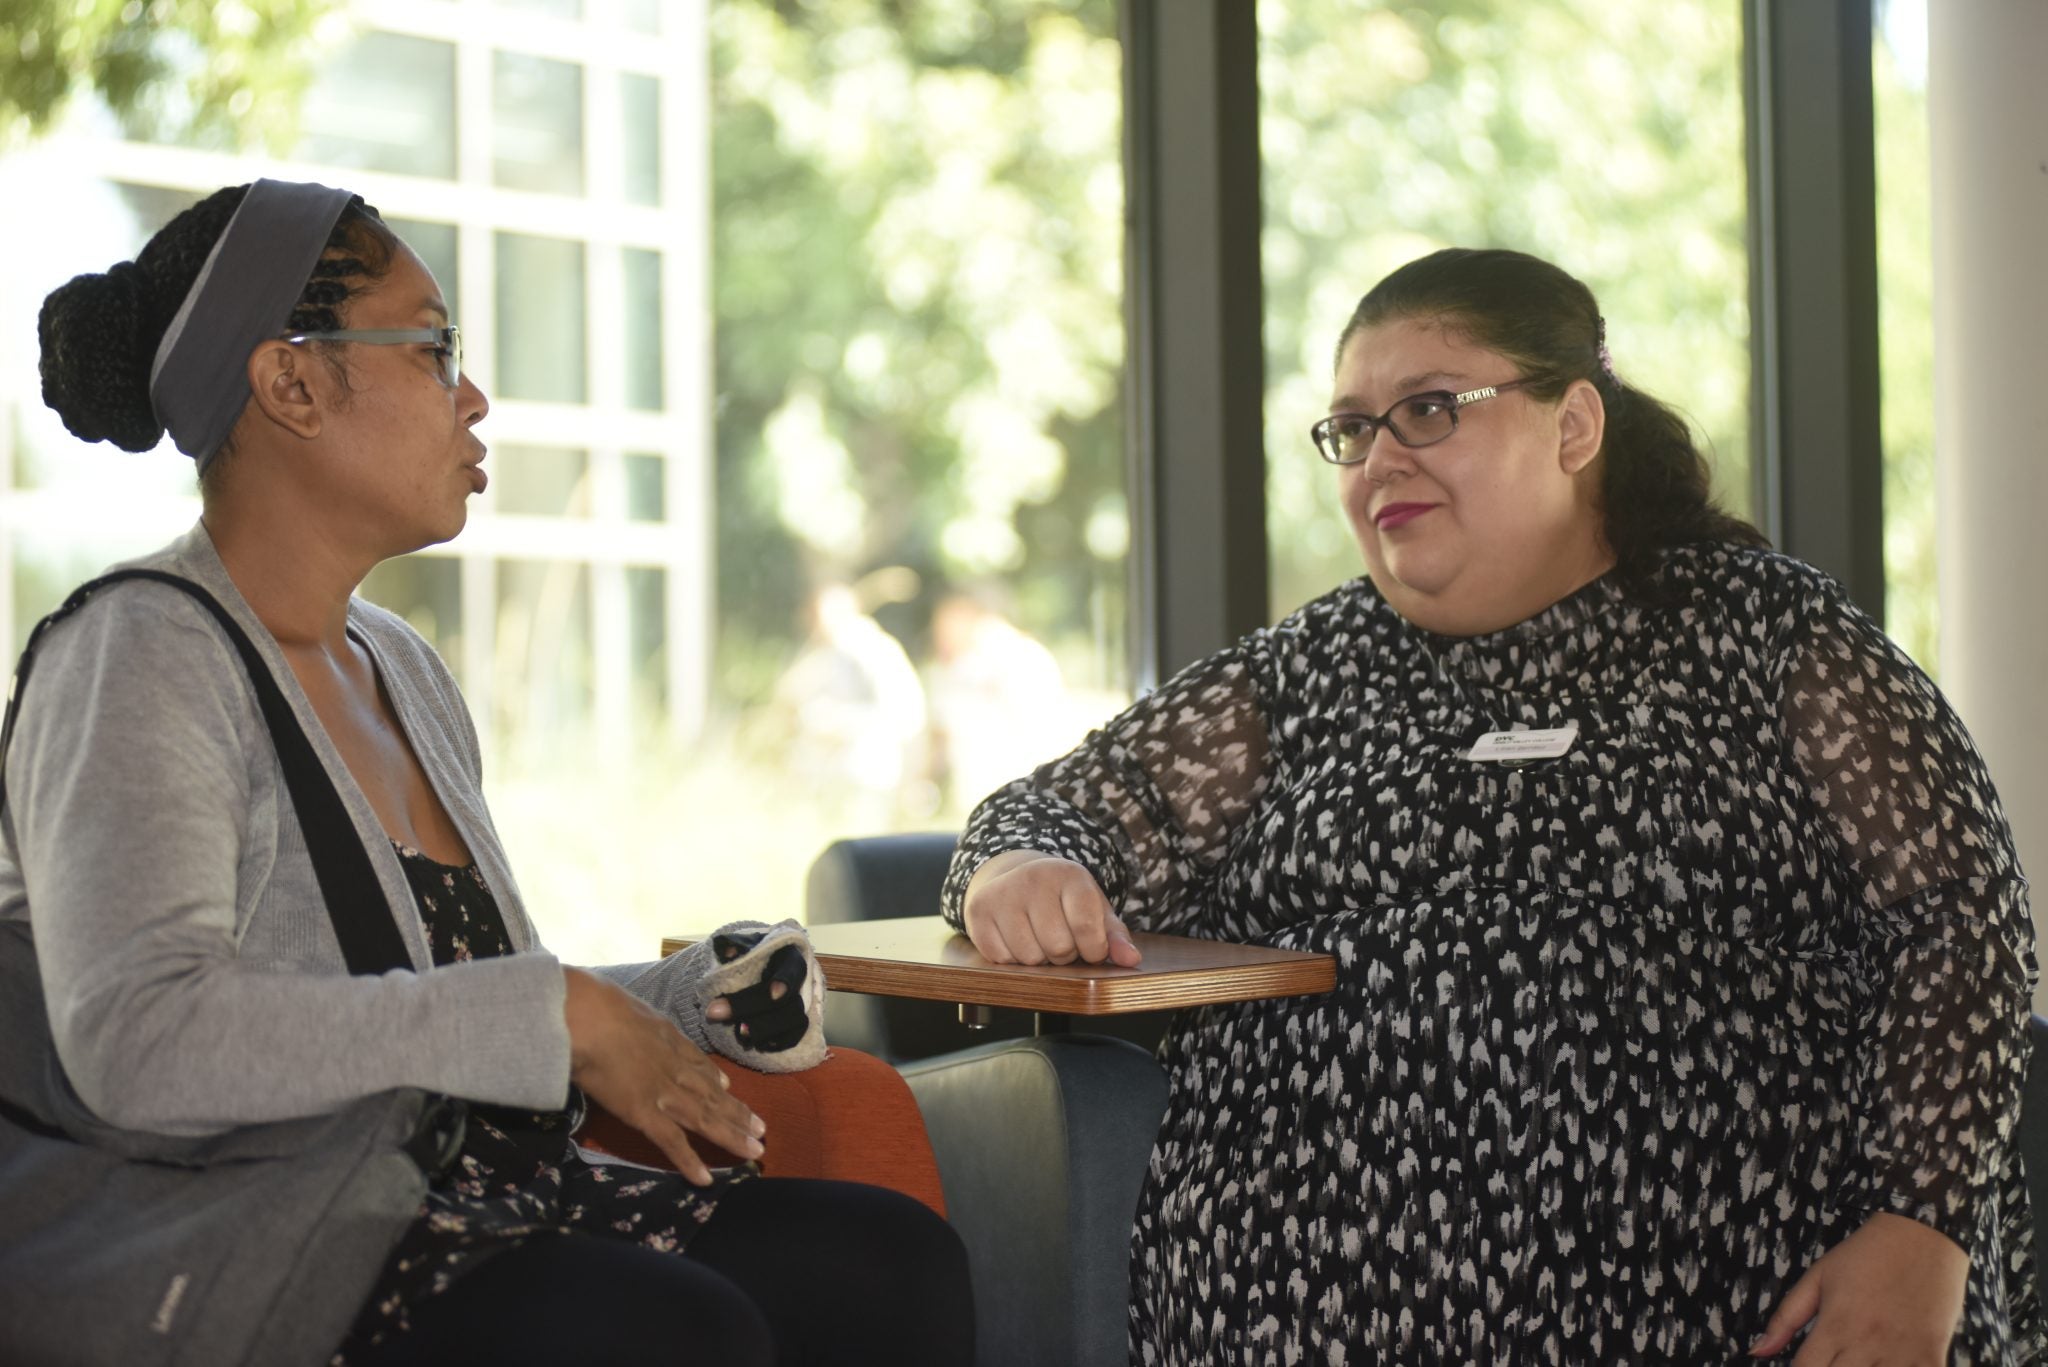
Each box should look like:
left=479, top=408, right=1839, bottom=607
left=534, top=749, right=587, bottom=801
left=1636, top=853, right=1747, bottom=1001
left=352, top=1177, right=974, bottom=1366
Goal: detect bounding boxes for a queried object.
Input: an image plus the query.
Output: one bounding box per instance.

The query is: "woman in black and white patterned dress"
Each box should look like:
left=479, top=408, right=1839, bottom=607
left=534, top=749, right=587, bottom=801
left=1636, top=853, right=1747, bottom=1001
left=941, top=248, right=2041, bottom=1364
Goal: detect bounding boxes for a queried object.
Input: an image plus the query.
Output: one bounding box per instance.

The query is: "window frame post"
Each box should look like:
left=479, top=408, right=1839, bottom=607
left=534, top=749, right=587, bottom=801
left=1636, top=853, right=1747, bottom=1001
left=1121, top=0, right=1270, bottom=688
left=1743, top=0, right=1884, bottom=618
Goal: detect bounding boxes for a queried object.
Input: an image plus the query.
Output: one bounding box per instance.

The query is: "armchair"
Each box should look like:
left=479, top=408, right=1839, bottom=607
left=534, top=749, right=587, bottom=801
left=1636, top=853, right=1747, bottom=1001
left=803, top=837, right=2048, bottom=1358
left=629, top=838, right=2048, bottom=1367
left=577, top=1047, right=947, bottom=1218
left=805, top=834, right=1171, bottom=1367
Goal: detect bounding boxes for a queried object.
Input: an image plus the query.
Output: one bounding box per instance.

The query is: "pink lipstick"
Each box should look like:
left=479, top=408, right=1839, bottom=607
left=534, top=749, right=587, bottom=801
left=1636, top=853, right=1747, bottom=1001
left=1374, top=502, right=1436, bottom=530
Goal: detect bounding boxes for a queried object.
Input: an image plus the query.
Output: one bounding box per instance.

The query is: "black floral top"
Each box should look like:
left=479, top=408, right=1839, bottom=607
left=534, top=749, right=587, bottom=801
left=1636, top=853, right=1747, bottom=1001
left=329, top=844, right=747, bottom=1365
left=943, top=543, right=2042, bottom=1364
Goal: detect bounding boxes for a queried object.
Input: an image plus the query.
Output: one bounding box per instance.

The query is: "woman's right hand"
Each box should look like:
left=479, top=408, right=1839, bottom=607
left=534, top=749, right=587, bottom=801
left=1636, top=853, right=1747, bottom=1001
left=561, top=966, right=765, bottom=1185
left=962, top=850, right=1142, bottom=967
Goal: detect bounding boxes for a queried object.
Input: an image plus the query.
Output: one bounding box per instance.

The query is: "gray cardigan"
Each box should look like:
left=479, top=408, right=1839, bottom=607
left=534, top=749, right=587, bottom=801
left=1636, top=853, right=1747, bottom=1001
left=0, top=524, right=571, bottom=1135
left=0, top=526, right=825, bottom=1366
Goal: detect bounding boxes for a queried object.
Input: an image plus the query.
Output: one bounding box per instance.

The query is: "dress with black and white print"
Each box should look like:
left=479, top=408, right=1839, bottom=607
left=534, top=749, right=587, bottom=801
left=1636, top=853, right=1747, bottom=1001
left=328, top=844, right=750, bottom=1365
left=941, top=542, right=2041, bottom=1364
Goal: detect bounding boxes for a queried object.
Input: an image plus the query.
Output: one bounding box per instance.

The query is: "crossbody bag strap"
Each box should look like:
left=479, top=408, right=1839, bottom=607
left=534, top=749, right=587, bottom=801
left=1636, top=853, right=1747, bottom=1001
left=0, top=569, right=414, bottom=977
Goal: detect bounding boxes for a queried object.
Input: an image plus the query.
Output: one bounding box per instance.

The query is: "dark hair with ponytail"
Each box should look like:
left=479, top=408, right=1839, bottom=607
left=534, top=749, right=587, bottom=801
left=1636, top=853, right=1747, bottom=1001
left=36, top=184, right=400, bottom=480
left=1337, top=247, right=1766, bottom=597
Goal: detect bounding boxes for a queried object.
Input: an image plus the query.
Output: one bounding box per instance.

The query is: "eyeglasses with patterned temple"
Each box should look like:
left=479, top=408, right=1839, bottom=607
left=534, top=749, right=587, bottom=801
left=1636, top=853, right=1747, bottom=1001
left=282, top=325, right=463, bottom=389
left=1311, top=376, right=1545, bottom=466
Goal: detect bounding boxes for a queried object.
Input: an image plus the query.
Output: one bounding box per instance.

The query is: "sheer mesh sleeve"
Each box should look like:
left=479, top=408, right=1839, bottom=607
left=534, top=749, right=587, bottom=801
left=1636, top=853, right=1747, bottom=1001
left=940, top=640, right=1274, bottom=939
left=1783, top=582, right=2036, bottom=1245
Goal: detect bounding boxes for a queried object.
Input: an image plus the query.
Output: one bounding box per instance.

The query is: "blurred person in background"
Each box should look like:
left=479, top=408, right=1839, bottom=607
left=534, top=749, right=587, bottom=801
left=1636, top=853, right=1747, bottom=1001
left=774, top=579, right=931, bottom=827
left=926, top=587, right=1069, bottom=814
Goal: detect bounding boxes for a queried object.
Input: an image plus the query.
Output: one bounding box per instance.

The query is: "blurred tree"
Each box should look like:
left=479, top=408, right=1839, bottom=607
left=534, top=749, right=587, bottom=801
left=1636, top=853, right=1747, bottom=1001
left=0, top=0, right=339, bottom=150
left=709, top=0, right=1128, bottom=704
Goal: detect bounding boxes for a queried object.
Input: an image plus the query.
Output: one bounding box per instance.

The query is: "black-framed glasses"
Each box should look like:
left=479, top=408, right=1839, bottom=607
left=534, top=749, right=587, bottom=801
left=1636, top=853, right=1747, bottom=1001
left=282, top=325, right=462, bottom=388
left=1310, top=376, right=1543, bottom=465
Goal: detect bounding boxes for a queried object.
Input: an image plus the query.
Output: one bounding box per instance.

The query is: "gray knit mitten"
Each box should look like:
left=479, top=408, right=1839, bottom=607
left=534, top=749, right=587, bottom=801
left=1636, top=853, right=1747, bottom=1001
left=646, top=919, right=827, bottom=1074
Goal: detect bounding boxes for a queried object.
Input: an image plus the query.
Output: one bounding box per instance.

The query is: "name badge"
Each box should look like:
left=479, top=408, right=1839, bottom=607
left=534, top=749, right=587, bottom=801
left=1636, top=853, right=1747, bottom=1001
left=1467, top=724, right=1578, bottom=763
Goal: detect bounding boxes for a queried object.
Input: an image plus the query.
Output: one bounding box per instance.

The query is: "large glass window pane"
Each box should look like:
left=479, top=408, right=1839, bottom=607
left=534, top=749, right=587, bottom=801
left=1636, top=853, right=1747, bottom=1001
left=1874, top=0, right=1935, bottom=672
left=299, top=32, right=456, bottom=179
left=493, top=52, right=585, bottom=196
left=622, top=74, right=662, bottom=207
left=493, top=444, right=591, bottom=518
left=628, top=565, right=667, bottom=711
left=625, top=453, right=666, bottom=522
left=670, top=0, right=1128, bottom=931
left=1259, top=0, right=1750, bottom=620
left=495, top=232, right=587, bottom=403
left=625, top=0, right=663, bottom=36
left=386, top=218, right=459, bottom=322
left=0, top=3, right=1130, bottom=967
left=623, top=247, right=664, bottom=411
left=499, top=0, right=583, bottom=18
left=494, top=558, right=593, bottom=746
left=360, top=556, right=464, bottom=665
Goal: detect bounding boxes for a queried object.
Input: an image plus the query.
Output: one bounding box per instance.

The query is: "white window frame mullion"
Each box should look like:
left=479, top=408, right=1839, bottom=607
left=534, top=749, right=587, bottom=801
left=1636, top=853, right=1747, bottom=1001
left=664, top=0, right=713, bottom=741
left=455, top=12, right=499, bottom=744
left=584, top=19, right=632, bottom=762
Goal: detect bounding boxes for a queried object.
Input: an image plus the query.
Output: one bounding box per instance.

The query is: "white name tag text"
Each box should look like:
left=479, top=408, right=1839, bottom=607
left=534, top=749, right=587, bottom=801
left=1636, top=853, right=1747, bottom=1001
left=1466, top=724, right=1579, bottom=763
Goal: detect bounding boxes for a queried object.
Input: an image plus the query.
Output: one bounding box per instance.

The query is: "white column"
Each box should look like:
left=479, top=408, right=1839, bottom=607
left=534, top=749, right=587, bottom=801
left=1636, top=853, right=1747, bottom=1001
left=1929, top=1, right=2048, bottom=1007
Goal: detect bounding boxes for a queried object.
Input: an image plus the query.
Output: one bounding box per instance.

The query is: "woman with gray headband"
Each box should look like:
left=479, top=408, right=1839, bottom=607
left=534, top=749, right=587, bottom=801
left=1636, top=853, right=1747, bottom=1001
left=5, top=180, right=972, bottom=1367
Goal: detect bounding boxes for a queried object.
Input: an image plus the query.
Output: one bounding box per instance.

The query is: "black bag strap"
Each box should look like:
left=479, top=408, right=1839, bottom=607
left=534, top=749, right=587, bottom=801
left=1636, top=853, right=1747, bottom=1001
left=0, top=569, right=414, bottom=977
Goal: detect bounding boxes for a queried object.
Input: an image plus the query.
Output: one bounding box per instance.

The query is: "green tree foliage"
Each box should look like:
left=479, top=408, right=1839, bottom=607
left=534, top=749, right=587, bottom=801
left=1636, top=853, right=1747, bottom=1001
left=0, top=0, right=337, bottom=150
left=1258, top=0, right=1751, bottom=616
left=708, top=0, right=1128, bottom=701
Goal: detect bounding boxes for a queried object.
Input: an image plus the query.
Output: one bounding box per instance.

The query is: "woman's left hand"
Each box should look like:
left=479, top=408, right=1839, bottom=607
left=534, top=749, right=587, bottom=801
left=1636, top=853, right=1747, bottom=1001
left=1749, top=1211, right=1968, bottom=1362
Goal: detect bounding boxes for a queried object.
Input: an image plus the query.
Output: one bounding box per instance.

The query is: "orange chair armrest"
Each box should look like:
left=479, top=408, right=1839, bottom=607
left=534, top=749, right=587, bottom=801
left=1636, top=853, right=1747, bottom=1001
left=576, top=1048, right=946, bottom=1218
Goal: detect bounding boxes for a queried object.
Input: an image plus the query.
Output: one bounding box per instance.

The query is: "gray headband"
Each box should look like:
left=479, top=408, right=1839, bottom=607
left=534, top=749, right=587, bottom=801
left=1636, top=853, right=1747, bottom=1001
left=148, top=178, right=355, bottom=468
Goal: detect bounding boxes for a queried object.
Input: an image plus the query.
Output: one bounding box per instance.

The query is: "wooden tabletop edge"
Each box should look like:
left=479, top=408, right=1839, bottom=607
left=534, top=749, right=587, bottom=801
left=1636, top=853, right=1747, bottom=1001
left=816, top=958, right=1336, bottom=1012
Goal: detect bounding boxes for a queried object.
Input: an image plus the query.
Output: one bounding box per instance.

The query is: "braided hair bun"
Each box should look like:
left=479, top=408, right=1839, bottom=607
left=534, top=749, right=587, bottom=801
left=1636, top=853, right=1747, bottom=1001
left=34, top=185, right=396, bottom=462
left=36, top=186, right=250, bottom=454
left=38, top=259, right=168, bottom=452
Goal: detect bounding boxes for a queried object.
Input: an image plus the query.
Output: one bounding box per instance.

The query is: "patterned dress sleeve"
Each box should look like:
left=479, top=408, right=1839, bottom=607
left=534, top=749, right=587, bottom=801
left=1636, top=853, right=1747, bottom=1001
left=1782, top=580, right=2037, bottom=1246
left=940, top=639, right=1275, bottom=939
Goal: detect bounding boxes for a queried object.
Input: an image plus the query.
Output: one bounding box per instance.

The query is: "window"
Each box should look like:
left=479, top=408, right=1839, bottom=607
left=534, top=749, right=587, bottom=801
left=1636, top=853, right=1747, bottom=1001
left=300, top=32, right=457, bottom=180
left=495, top=232, right=588, bottom=405
left=493, top=52, right=585, bottom=197
left=621, top=74, right=662, bottom=208
left=1872, top=0, right=1935, bottom=671
left=698, top=1, right=1130, bottom=954
left=1258, top=0, right=1751, bottom=619
left=0, top=1, right=1129, bottom=965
